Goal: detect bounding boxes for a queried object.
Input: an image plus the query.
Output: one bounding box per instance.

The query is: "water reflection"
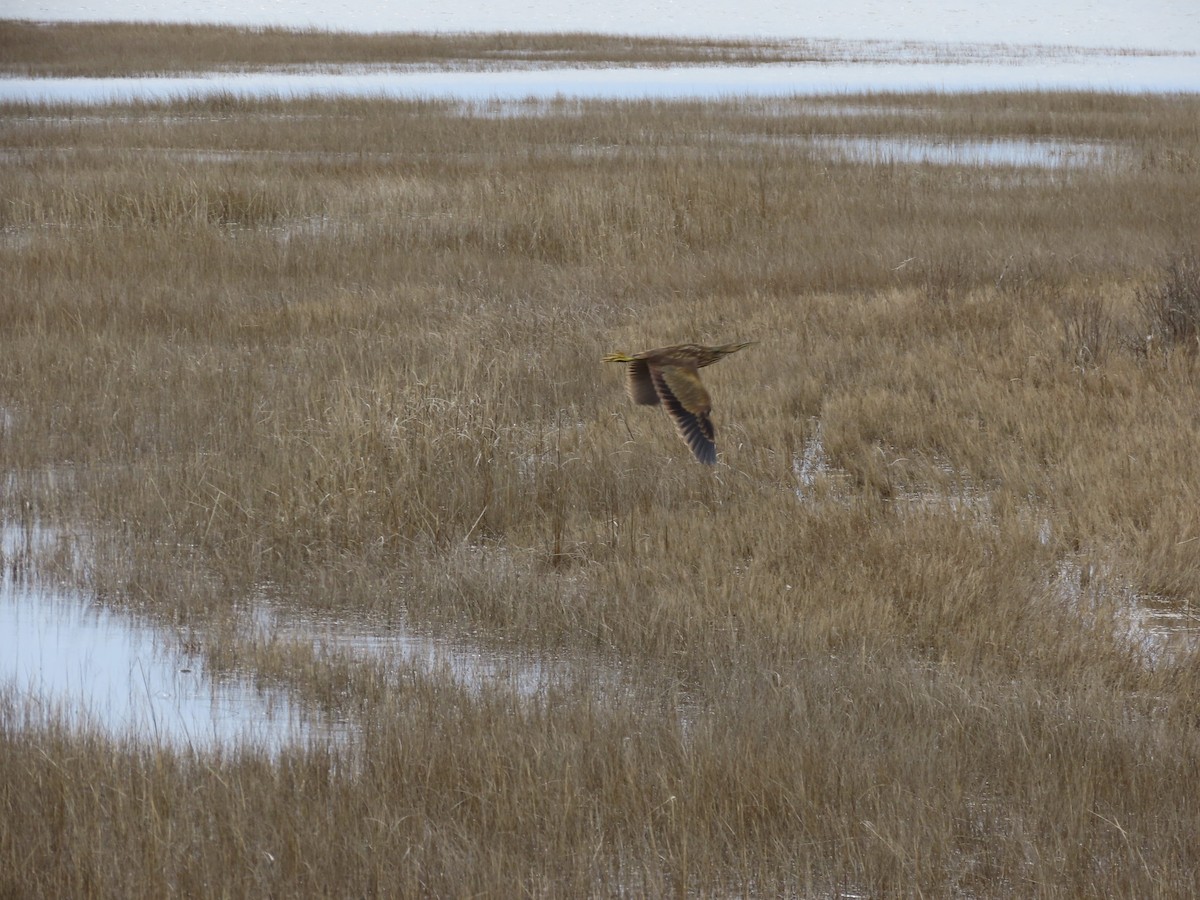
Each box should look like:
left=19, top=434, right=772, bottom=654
left=1, top=524, right=325, bottom=750
left=1052, top=556, right=1200, bottom=664
left=0, top=134, right=1129, bottom=173
left=1, top=523, right=626, bottom=750
left=256, top=599, right=622, bottom=700
left=2, top=53, right=1198, bottom=106
left=805, top=135, right=1115, bottom=168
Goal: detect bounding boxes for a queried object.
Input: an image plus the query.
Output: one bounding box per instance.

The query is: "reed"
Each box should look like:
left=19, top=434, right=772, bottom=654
left=2, top=79, right=1199, bottom=896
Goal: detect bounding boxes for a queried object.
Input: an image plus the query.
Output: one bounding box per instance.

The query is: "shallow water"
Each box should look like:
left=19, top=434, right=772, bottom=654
left=1050, top=554, right=1200, bottom=663
left=3, top=53, right=1198, bottom=106
left=806, top=135, right=1117, bottom=168
left=1, top=523, right=624, bottom=748
left=255, top=599, right=623, bottom=701
left=1, top=524, right=326, bottom=749
left=6, top=132, right=1115, bottom=172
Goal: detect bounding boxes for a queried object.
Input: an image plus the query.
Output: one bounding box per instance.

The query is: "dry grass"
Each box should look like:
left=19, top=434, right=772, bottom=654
left=0, top=20, right=1166, bottom=78
left=1138, top=251, right=1200, bottom=352
left=2, top=78, right=1200, bottom=896
left=0, top=20, right=858, bottom=77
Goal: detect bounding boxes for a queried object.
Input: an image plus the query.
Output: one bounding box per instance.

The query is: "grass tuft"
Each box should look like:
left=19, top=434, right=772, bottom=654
left=1139, top=250, right=1200, bottom=352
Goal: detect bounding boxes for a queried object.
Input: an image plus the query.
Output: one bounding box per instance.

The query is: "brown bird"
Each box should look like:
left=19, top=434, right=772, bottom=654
left=604, top=342, right=753, bottom=464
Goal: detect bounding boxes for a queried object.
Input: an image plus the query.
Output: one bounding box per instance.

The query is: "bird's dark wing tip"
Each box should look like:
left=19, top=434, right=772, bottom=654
left=691, top=437, right=717, bottom=465
left=659, top=390, right=717, bottom=464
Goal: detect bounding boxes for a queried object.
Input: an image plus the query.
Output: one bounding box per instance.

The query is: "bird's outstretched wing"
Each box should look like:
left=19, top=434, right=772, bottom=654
left=651, top=364, right=717, bottom=464
left=624, top=359, right=661, bottom=406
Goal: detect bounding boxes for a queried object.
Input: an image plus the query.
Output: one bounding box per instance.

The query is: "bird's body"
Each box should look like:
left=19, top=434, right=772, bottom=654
left=604, top=342, right=752, bottom=464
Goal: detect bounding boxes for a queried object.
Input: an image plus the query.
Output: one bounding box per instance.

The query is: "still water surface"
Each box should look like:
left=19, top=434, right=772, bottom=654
left=1, top=524, right=320, bottom=749
left=1, top=524, right=616, bottom=750
left=4, top=54, right=1198, bottom=105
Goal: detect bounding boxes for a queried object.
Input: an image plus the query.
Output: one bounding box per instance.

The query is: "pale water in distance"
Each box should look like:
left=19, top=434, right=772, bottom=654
left=5, top=0, right=1197, bottom=104
left=4, top=55, right=1199, bottom=105
left=6, top=0, right=1199, bottom=51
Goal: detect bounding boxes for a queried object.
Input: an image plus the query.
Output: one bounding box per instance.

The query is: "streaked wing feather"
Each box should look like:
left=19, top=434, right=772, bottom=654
left=651, top=365, right=717, bottom=464
left=625, top=359, right=660, bottom=406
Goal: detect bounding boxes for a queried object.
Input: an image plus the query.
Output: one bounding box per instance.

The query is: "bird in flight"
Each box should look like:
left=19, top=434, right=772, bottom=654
left=604, top=342, right=753, bottom=464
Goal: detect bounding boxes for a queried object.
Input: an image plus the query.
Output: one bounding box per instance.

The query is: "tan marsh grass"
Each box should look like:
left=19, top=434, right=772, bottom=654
left=0, top=20, right=1127, bottom=78
left=2, top=73, right=1200, bottom=896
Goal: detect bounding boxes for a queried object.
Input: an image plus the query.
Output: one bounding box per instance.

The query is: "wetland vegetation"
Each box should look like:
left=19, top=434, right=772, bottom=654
left=1, top=19, right=1144, bottom=78
left=2, top=21, right=1200, bottom=897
